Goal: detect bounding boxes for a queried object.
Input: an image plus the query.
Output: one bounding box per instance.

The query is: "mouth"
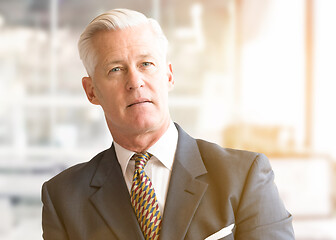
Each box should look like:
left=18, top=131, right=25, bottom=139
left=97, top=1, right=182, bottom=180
left=127, top=99, right=152, bottom=108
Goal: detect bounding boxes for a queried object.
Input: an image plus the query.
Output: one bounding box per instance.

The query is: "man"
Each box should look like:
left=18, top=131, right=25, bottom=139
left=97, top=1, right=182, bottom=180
left=41, top=8, right=295, bottom=240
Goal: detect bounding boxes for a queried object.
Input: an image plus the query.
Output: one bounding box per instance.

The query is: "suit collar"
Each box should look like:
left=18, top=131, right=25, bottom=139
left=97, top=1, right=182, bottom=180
left=173, top=123, right=207, bottom=177
left=90, top=146, right=115, bottom=187
left=113, top=120, right=178, bottom=178
left=88, top=124, right=208, bottom=240
left=160, top=123, right=208, bottom=240
left=89, top=145, right=144, bottom=239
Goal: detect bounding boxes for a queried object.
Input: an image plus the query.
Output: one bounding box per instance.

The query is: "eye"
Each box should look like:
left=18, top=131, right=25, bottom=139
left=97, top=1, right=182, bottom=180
left=110, top=67, right=121, bottom=72
left=141, top=62, right=154, bottom=67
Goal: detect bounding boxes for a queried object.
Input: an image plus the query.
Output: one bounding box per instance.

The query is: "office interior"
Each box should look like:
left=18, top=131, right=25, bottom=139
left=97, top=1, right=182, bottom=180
left=0, top=0, right=336, bottom=239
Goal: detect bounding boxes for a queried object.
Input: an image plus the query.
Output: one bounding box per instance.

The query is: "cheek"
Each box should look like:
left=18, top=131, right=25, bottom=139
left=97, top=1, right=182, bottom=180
left=96, top=87, right=119, bottom=111
left=167, top=83, right=174, bottom=92
left=97, top=81, right=120, bottom=99
left=155, top=86, right=170, bottom=105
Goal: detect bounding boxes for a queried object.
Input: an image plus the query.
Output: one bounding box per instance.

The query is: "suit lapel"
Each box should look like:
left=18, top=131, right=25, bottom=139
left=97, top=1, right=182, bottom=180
left=89, top=145, right=144, bottom=240
left=160, top=124, right=208, bottom=240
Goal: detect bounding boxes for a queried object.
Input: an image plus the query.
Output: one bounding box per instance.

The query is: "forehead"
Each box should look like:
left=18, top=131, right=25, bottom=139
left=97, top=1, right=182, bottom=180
left=92, top=24, right=163, bottom=60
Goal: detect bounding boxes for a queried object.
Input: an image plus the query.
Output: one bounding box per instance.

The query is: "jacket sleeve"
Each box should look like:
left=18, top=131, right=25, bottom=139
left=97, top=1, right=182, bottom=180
left=234, top=153, right=295, bottom=239
left=41, top=182, right=69, bottom=240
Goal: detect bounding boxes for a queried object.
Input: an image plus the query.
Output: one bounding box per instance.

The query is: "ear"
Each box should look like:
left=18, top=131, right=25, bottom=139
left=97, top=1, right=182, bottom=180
left=82, top=77, right=100, bottom=105
left=167, top=62, right=174, bottom=91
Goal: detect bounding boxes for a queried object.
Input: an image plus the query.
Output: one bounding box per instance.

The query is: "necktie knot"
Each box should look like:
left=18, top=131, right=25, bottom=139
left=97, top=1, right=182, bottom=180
left=132, top=152, right=152, bottom=171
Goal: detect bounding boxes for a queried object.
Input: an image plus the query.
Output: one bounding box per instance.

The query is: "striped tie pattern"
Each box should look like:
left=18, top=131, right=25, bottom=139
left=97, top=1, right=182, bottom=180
left=130, top=152, right=162, bottom=240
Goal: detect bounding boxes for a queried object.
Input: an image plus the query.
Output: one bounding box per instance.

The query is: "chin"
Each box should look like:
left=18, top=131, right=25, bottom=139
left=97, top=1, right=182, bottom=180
left=134, top=120, right=158, bottom=131
left=133, top=118, right=165, bottom=133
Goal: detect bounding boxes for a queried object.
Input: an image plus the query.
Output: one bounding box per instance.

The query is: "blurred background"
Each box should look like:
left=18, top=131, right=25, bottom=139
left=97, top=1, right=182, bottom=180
left=0, top=0, right=336, bottom=239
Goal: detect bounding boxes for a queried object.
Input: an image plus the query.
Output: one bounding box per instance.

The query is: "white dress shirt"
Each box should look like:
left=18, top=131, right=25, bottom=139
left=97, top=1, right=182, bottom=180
left=114, top=121, right=178, bottom=214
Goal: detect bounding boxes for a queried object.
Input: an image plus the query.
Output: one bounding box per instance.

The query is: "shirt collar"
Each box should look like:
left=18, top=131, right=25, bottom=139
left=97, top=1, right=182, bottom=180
left=114, top=121, right=178, bottom=176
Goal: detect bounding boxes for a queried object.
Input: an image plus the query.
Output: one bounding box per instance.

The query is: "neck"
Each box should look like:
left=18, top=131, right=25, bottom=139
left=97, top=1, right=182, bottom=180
left=110, top=121, right=170, bottom=153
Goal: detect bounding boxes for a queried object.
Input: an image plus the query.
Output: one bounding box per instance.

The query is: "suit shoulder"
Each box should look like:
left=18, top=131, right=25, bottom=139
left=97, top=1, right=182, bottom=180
left=196, top=139, right=261, bottom=163
left=44, top=149, right=107, bottom=187
left=195, top=139, right=271, bottom=176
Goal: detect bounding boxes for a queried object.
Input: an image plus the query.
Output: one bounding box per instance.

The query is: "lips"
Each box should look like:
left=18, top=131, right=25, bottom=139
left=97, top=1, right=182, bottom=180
left=127, top=99, right=152, bottom=108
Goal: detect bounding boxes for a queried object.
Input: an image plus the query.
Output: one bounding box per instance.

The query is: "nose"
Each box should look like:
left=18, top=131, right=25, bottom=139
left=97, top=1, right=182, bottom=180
left=126, top=68, right=145, bottom=90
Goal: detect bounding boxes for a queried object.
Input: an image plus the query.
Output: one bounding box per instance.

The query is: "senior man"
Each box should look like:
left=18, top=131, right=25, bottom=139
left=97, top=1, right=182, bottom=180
left=41, top=8, right=295, bottom=240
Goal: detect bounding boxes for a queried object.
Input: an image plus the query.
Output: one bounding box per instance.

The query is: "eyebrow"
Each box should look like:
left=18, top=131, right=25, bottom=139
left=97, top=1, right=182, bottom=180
left=103, top=59, right=124, bottom=72
left=105, top=60, right=123, bottom=66
left=138, top=53, right=155, bottom=59
left=105, top=54, right=156, bottom=67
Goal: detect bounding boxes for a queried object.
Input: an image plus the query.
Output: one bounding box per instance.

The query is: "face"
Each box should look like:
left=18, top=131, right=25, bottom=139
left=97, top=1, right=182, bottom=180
left=82, top=24, right=174, bottom=142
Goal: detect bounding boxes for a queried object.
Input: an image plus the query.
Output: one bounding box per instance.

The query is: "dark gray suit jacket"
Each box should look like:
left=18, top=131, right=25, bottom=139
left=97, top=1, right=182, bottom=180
left=42, top=124, right=294, bottom=239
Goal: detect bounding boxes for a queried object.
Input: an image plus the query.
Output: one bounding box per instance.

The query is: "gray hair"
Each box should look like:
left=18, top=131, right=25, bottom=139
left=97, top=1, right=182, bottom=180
left=78, top=8, right=168, bottom=76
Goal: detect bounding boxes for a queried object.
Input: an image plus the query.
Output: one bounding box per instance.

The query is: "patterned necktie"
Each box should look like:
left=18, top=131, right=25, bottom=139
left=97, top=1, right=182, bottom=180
left=130, top=152, right=162, bottom=240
